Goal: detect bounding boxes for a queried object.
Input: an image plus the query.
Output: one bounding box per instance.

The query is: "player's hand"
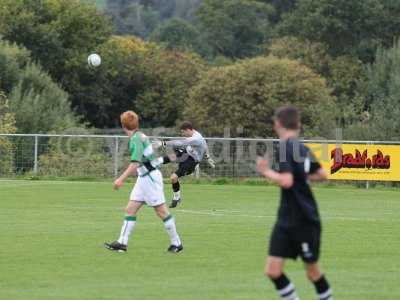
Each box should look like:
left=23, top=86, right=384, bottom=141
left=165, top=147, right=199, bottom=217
left=256, top=157, right=269, bottom=175
left=113, top=178, right=124, bottom=190
left=206, top=156, right=216, bottom=168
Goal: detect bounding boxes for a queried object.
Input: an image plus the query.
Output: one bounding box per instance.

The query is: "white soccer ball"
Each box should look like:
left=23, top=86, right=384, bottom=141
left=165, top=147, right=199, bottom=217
left=88, top=53, right=101, bottom=68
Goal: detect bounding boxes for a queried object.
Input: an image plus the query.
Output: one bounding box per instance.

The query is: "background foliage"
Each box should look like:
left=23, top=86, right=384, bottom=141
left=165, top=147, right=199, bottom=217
left=184, top=56, right=336, bottom=137
left=0, top=92, right=16, bottom=174
left=0, top=0, right=399, bottom=142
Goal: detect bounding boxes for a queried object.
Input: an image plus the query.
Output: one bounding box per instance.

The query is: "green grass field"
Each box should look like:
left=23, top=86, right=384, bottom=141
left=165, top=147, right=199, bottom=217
left=1, top=180, right=399, bottom=299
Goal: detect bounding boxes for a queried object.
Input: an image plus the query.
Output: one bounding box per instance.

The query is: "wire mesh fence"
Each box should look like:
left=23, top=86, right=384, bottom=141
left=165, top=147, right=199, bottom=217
left=0, top=133, right=279, bottom=178
left=1, top=134, right=400, bottom=180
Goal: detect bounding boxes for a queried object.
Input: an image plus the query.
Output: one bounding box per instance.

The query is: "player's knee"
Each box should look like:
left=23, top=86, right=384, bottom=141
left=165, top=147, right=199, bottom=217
left=170, top=174, right=178, bottom=183
left=157, top=209, right=168, bottom=220
left=125, top=205, right=136, bottom=216
left=306, top=267, right=322, bottom=282
left=265, top=267, right=282, bottom=279
left=154, top=204, right=169, bottom=219
left=125, top=207, right=134, bottom=215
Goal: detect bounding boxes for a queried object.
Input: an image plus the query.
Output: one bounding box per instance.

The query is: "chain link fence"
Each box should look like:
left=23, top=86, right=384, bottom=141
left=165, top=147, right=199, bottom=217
left=1, top=134, right=400, bottom=182
left=0, top=134, right=280, bottom=179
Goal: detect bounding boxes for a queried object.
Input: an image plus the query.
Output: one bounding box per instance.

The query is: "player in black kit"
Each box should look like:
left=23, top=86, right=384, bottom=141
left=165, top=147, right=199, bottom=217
left=256, top=106, right=333, bottom=300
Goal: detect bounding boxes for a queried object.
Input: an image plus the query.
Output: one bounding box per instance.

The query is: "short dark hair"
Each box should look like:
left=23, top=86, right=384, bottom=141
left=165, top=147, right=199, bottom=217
left=180, top=121, right=194, bottom=130
left=274, top=106, right=300, bottom=130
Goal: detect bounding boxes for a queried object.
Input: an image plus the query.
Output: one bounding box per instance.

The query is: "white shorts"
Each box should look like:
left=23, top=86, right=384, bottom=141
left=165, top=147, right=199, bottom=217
left=130, top=169, right=165, bottom=207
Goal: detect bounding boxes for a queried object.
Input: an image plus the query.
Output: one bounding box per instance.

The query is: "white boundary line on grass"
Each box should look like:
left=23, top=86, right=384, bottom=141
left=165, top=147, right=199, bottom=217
left=1, top=180, right=397, bottom=222
left=178, top=209, right=276, bottom=219
left=177, top=209, right=391, bottom=222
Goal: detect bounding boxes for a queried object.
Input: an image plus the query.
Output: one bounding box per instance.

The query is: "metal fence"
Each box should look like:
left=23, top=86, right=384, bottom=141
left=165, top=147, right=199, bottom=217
left=1, top=133, right=400, bottom=179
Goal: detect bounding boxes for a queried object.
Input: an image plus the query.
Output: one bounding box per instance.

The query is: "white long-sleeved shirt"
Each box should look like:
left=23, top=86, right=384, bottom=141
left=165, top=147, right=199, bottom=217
left=166, top=130, right=207, bottom=162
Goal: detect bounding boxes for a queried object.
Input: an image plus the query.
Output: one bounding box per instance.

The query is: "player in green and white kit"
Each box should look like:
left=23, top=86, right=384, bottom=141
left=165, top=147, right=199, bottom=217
left=105, top=111, right=183, bottom=253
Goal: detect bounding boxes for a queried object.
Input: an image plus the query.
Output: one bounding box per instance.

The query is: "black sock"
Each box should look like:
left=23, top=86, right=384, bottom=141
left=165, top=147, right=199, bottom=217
left=313, top=275, right=332, bottom=300
left=163, top=155, right=171, bottom=164
left=270, top=274, right=298, bottom=299
left=172, top=181, right=180, bottom=192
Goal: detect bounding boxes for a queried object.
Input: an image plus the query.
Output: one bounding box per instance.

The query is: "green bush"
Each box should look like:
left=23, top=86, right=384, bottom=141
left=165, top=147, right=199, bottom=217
left=0, top=92, right=16, bottom=175
left=38, top=152, right=111, bottom=178
left=0, top=39, right=31, bottom=93
left=184, top=56, right=336, bottom=138
left=9, top=64, right=79, bottom=133
left=38, top=133, right=112, bottom=177
left=137, top=49, right=206, bottom=127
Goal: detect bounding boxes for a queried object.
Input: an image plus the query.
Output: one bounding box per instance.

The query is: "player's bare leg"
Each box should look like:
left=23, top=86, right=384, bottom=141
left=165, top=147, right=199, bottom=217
left=304, top=263, right=333, bottom=300
left=154, top=203, right=183, bottom=253
left=105, top=200, right=143, bottom=252
left=169, top=173, right=181, bottom=208
left=266, top=256, right=300, bottom=300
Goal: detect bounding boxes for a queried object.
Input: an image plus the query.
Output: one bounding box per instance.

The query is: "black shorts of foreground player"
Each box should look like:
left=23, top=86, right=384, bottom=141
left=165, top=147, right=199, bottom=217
left=155, top=121, right=214, bottom=208
left=256, top=106, right=333, bottom=300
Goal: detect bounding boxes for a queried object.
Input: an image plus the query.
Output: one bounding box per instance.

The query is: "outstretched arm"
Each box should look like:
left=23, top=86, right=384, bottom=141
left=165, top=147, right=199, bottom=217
left=166, top=136, right=201, bottom=148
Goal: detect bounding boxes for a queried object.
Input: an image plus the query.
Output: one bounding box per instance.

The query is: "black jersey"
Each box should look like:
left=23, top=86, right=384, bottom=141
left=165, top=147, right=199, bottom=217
left=275, top=138, right=322, bottom=227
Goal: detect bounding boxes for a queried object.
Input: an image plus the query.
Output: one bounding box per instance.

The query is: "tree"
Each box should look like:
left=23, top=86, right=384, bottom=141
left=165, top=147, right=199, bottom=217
left=267, top=37, right=332, bottom=76
left=0, top=91, right=16, bottom=175
left=173, top=0, right=203, bottom=21
left=0, top=0, right=112, bottom=81
left=196, top=0, right=273, bottom=58
left=267, top=37, right=364, bottom=126
left=140, top=0, right=202, bottom=20
left=140, top=0, right=176, bottom=20
left=0, top=39, right=31, bottom=94
left=72, top=35, right=153, bottom=128
left=258, top=0, right=297, bottom=23
left=0, top=92, right=16, bottom=134
left=137, top=50, right=206, bottom=127
left=107, top=2, right=160, bottom=38
left=150, top=18, right=211, bottom=57
left=278, top=0, right=400, bottom=62
left=347, top=40, right=400, bottom=140
left=9, top=63, right=78, bottom=133
left=0, top=0, right=112, bottom=126
left=0, top=38, right=78, bottom=133
left=184, top=56, right=336, bottom=138
left=0, top=91, right=17, bottom=176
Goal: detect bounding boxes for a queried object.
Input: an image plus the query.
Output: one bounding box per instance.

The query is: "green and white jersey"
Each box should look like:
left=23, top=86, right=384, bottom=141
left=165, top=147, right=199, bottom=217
left=129, top=131, right=162, bottom=176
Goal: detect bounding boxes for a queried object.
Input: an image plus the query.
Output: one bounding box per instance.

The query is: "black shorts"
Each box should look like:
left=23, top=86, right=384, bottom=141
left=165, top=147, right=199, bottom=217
left=175, top=155, right=198, bottom=178
left=268, top=223, right=321, bottom=263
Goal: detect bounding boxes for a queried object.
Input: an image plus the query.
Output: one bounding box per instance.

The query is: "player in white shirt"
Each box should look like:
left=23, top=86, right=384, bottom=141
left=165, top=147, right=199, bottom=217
left=155, top=121, right=215, bottom=208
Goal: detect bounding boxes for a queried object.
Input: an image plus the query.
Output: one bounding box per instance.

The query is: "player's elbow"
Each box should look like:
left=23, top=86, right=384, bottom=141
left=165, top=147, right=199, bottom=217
left=129, top=162, right=139, bottom=174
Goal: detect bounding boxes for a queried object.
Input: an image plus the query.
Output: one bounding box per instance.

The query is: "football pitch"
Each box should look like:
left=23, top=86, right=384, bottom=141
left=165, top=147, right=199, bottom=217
left=0, top=180, right=399, bottom=300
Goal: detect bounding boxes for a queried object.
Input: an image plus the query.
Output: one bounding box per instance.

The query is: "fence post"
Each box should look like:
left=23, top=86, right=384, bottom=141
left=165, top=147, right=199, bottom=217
left=33, top=135, right=38, bottom=174
left=114, top=136, right=119, bottom=177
